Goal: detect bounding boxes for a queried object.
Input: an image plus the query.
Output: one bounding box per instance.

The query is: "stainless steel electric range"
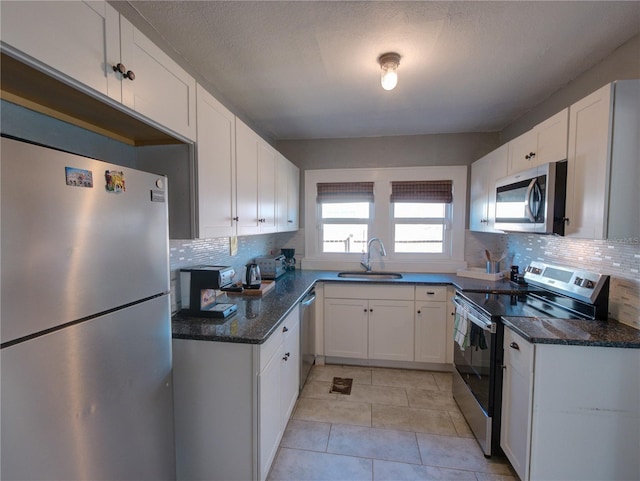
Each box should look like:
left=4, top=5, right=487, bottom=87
left=452, top=261, right=610, bottom=457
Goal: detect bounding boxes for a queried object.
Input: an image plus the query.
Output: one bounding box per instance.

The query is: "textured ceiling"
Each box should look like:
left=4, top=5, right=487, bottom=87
left=124, top=1, right=640, bottom=140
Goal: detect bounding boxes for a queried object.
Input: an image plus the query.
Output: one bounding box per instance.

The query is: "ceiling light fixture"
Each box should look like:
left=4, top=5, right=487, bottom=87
left=378, top=52, right=401, bottom=91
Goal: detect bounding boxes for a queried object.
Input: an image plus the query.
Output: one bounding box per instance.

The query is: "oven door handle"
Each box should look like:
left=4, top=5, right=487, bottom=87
left=452, top=298, right=495, bottom=333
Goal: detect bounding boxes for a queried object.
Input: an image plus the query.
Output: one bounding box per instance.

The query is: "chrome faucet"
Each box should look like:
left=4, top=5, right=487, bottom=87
left=360, top=237, right=387, bottom=271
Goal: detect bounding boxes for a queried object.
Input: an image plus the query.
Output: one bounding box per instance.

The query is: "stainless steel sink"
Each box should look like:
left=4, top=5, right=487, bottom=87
left=337, top=271, right=403, bottom=279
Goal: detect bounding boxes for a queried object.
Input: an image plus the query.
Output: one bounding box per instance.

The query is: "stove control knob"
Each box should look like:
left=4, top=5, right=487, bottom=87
left=574, top=277, right=583, bottom=286
left=582, top=279, right=595, bottom=289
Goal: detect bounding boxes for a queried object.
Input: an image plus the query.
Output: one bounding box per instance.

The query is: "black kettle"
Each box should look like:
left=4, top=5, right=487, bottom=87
left=243, top=263, right=261, bottom=289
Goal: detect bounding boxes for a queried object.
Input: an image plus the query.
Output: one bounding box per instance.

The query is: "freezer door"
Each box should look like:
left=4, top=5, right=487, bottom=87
left=1, top=137, right=170, bottom=344
left=1, top=295, right=175, bottom=480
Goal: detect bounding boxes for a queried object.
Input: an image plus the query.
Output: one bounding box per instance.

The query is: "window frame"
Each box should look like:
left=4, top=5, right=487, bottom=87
left=304, top=166, right=468, bottom=272
left=391, top=202, right=452, bottom=256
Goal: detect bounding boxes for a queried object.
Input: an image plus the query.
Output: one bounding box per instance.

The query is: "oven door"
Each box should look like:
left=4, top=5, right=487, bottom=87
left=452, top=298, right=495, bottom=415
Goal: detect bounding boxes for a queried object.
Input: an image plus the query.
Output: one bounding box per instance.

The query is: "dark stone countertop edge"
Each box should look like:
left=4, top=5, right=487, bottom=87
left=502, top=317, right=640, bottom=349
left=172, top=270, right=638, bottom=346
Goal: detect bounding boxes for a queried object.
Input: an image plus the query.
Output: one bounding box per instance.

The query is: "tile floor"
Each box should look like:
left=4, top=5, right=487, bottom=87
left=268, top=364, right=516, bottom=481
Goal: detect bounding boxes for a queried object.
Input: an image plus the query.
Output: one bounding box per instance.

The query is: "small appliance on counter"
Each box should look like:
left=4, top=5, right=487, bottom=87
left=255, top=254, right=286, bottom=279
left=180, top=266, right=238, bottom=318
left=243, top=263, right=262, bottom=289
left=281, top=248, right=296, bottom=271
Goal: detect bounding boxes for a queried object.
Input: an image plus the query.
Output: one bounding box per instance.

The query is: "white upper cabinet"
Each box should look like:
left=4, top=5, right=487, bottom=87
left=507, top=108, right=568, bottom=174
left=276, top=154, right=300, bottom=232
left=1, top=1, right=196, bottom=141
left=1, top=1, right=120, bottom=98
left=565, top=80, right=640, bottom=240
left=257, top=141, right=278, bottom=234
left=116, top=16, right=196, bottom=140
left=235, top=118, right=261, bottom=235
left=195, top=85, right=236, bottom=238
left=470, top=144, right=508, bottom=232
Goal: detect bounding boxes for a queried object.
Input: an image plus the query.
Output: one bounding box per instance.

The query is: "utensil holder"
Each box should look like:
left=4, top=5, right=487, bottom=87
left=486, top=261, right=501, bottom=274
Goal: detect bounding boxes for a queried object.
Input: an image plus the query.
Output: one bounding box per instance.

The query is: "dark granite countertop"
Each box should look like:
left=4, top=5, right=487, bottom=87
left=502, top=317, right=640, bottom=348
left=172, top=269, right=638, bottom=346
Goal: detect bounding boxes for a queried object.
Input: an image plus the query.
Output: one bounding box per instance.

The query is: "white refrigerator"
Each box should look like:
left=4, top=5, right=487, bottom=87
left=1, top=137, right=176, bottom=480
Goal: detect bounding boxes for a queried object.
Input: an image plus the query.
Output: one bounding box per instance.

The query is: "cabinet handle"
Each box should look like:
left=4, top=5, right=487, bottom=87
left=284, top=352, right=290, bottom=357
left=288, top=220, right=293, bottom=223
left=417, top=310, right=421, bottom=314
left=364, top=308, right=368, bottom=313
left=426, top=291, right=435, bottom=295
left=283, top=355, right=289, bottom=361
left=510, top=342, right=520, bottom=350
left=525, top=152, right=536, bottom=160
left=113, top=63, right=127, bottom=75
left=282, top=326, right=289, bottom=333
left=369, top=308, right=373, bottom=312
left=232, top=216, right=239, bottom=221
left=124, top=70, right=135, bottom=81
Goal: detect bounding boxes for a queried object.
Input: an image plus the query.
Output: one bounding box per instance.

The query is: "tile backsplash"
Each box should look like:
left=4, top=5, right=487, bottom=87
left=505, top=233, right=640, bottom=329
left=169, top=231, right=299, bottom=312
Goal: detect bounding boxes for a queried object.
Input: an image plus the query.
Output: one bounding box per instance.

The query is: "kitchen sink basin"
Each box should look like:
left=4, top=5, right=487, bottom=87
left=337, top=271, right=403, bottom=279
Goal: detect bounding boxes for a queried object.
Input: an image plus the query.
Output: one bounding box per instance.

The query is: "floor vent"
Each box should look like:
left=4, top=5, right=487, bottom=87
left=330, top=377, right=353, bottom=395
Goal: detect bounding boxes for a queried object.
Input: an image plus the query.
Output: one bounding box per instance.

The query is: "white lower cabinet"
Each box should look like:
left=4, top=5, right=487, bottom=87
left=173, top=306, right=300, bottom=481
left=501, top=327, right=640, bottom=481
left=414, top=286, right=449, bottom=363
left=324, top=284, right=454, bottom=364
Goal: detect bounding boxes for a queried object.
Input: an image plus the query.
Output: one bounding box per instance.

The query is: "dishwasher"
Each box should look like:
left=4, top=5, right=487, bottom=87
left=299, top=289, right=316, bottom=391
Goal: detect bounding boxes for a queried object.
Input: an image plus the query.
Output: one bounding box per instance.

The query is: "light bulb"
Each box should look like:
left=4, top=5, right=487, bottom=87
left=381, top=64, right=398, bottom=90
left=378, top=53, right=400, bottom=91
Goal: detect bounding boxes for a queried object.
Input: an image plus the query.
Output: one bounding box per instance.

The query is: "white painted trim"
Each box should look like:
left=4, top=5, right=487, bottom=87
left=304, top=166, right=468, bottom=271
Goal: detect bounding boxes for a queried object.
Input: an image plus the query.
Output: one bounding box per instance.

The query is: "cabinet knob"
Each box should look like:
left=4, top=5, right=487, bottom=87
left=364, top=308, right=368, bottom=313
left=124, top=70, right=135, bottom=81
left=282, top=326, right=289, bottom=333
left=369, top=308, right=373, bottom=312
left=288, top=220, right=293, bottom=223
left=510, top=342, right=520, bottom=350
left=417, top=310, right=421, bottom=314
left=525, top=152, right=536, bottom=160
left=284, top=352, right=290, bottom=357
left=232, top=216, right=239, bottom=221
left=283, top=355, right=289, bottom=361
left=113, top=63, right=127, bottom=75
left=426, top=291, right=435, bottom=295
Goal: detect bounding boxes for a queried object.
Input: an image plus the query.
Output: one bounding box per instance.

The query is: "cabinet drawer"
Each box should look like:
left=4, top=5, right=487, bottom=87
left=415, top=286, right=448, bottom=302
left=324, top=283, right=414, bottom=300
left=504, top=328, right=534, bottom=374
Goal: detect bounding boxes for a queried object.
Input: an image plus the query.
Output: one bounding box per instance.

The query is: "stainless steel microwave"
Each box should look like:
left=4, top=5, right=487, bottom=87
left=494, top=161, right=567, bottom=235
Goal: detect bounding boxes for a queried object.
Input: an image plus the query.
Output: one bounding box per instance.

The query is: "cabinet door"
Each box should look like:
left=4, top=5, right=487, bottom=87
left=501, top=329, right=534, bottom=481
left=470, top=144, right=507, bottom=232
left=324, top=299, right=368, bottom=359
left=565, top=84, right=612, bottom=239
left=368, top=300, right=414, bottom=362
left=507, top=109, right=568, bottom=174
left=414, top=302, right=447, bottom=363
left=535, top=108, right=568, bottom=165
left=276, top=156, right=300, bottom=232
left=258, top=141, right=277, bottom=233
left=1, top=1, right=120, bottom=99
left=119, top=16, right=196, bottom=140
left=281, top=315, right=300, bottom=423
left=195, top=85, right=236, bottom=238
left=258, top=346, right=282, bottom=481
left=507, top=130, right=537, bottom=175
left=235, top=119, right=260, bottom=235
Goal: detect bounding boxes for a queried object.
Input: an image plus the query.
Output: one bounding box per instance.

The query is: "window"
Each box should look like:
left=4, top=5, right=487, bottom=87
left=305, top=167, right=467, bottom=271
left=390, top=180, right=453, bottom=255
left=317, top=182, right=373, bottom=253
left=393, top=203, right=448, bottom=253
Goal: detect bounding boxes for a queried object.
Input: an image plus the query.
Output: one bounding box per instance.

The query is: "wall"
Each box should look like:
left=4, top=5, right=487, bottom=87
left=501, top=32, right=640, bottom=142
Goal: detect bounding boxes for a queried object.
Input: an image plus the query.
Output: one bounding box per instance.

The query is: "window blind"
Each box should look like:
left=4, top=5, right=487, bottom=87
left=390, top=180, right=453, bottom=203
left=316, top=182, right=374, bottom=203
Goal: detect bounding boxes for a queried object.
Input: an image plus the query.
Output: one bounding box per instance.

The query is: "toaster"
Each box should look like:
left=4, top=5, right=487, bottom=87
left=254, top=254, right=286, bottom=279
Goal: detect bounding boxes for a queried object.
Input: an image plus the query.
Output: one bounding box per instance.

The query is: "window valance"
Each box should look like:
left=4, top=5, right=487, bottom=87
left=316, top=182, right=374, bottom=203
left=390, top=180, right=453, bottom=203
